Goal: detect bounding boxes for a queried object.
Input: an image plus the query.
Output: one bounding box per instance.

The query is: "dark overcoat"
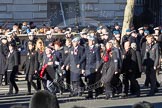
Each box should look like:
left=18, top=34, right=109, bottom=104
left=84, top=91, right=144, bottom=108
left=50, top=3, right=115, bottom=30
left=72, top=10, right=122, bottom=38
left=79, top=45, right=101, bottom=76
left=121, top=48, right=142, bottom=78
left=24, top=50, right=38, bottom=75
left=101, top=51, right=118, bottom=84
left=64, top=45, right=85, bottom=81
left=0, top=52, right=6, bottom=75
left=5, top=50, right=19, bottom=77
left=143, top=43, right=159, bottom=68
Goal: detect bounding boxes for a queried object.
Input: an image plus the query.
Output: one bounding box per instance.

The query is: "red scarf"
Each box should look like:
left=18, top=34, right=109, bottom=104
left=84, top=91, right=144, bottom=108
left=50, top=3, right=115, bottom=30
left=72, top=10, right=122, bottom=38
left=40, top=64, right=48, bottom=78
left=103, top=48, right=111, bottom=62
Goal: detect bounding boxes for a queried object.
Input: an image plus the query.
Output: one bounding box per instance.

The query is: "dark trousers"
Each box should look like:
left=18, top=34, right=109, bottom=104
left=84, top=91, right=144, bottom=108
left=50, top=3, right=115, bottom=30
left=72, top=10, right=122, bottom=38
left=144, top=71, right=160, bottom=87
left=86, top=73, right=100, bottom=97
left=71, top=81, right=80, bottom=95
left=104, top=82, right=112, bottom=97
left=37, top=79, right=41, bottom=90
left=0, top=75, right=3, bottom=85
left=111, top=74, right=122, bottom=94
left=7, top=71, right=18, bottom=93
left=66, top=70, right=71, bottom=84
left=146, top=68, right=157, bottom=94
left=5, top=72, right=8, bottom=85
left=27, top=75, right=37, bottom=93
left=42, top=79, right=48, bottom=90
left=123, top=72, right=140, bottom=95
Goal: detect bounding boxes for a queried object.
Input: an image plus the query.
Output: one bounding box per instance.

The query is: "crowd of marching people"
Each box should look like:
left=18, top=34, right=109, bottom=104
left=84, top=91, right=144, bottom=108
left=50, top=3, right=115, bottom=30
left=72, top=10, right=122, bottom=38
left=0, top=22, right=162, bottom=100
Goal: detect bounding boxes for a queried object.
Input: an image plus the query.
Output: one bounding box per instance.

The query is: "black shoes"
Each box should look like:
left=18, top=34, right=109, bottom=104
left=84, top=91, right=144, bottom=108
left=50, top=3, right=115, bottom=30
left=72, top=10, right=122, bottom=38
left=15, top=90, right=19, bottom=95
left=119, top=93, right=128, bottom=99
left=105, top=94, right=114, bottom=100
left=85, top=96, right=93, bottom=99
left=147, top=93, right=155, bottom=96
left=6, top=92, right=13, bottom=96
left=26, top=92, right=32, bottom=95
left=69, top=92, right=82, bottom=97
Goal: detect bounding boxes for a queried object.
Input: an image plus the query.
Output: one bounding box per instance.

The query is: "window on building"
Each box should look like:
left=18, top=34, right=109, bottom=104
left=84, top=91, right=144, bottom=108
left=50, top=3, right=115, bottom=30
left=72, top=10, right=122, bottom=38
left=134, top=0, right=162, bottom=28
left=47, top=1, right=80, bottom=27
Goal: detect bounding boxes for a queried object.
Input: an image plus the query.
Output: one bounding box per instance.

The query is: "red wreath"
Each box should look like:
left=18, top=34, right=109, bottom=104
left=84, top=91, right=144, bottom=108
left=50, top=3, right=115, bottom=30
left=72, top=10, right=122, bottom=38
left=40, top=55, right=53, bottom=78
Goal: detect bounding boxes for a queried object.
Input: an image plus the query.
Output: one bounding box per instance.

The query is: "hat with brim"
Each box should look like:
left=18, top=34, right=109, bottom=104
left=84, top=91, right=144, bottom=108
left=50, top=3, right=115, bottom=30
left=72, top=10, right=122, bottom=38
left=100, top=32, right=109, bottom=36
left=103, top=32, right=109, bottom=35
left=87, top=35, right=95, bottom=41
left=8, top=31, right=13, bottom=35
left=154, top=27, right=160, bottom=30
left=138, top=27, right=144, bottom=31
left=130, top=30, right=137, bottom=34
left=46, top=31, right=52, bottom=35
left=28, top=32, right=34, bottom=36
left=80, top=31, right=87, bottom=34
left=80, top=28, right=88, bottom=34
left=12, top=30, right=17, bottom=32
left=72, top=37, right=80, bottom=42
left=64, top=31, right=71, bottom=34
left=0, top=35, right=7, bottom=40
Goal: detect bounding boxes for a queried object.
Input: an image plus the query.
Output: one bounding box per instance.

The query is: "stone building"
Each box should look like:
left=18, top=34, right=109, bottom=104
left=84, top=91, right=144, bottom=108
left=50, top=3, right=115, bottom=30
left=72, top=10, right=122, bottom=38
left=0, top=0, right=161, bottom=27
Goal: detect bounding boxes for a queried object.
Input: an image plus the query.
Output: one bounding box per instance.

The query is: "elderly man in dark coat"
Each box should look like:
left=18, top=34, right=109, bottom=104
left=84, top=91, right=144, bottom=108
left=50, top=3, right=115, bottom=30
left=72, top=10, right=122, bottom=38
left=62, top=37, right=85, bottom=96
left=121, top=41, right=140, bottom=98
left=78, top=35, right=101, bottom=99
left=143, top=35, right=159, bottom=96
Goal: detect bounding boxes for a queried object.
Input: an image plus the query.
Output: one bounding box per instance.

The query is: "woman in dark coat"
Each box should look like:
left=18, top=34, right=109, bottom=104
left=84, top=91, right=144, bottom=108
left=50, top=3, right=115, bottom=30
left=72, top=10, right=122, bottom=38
left=24, top=42, right=38, bottom=94
left=101, top=42, right=119, bottom=99
left=0, top=36, right=8, bottom=85
left=35, top=39, right=45, bottom=90
left=0, top=36, right=9, bottom=85
left=5, top=42, right=19, bottom=95
left=40, top=46, right=58, bottom=94
left=53, top=41, right=64, bottom=95
left=0, top=52, right=6, bottom=85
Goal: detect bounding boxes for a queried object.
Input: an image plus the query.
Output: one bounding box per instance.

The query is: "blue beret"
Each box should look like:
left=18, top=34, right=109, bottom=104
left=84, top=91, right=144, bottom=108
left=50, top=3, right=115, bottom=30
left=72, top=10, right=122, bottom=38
left=126, top=29, right=131, bottom=32
left=96, top=27, right=101, bottom=30
left=144, top=30, right=150, bottom=34
left=113, top=30, right=120, bottom=35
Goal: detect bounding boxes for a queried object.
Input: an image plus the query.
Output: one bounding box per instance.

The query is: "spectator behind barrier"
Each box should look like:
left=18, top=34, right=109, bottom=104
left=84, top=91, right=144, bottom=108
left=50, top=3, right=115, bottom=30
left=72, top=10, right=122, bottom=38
left=29, top=90, right=60, bottom=108
left=132, top=101, right=154, bottom=108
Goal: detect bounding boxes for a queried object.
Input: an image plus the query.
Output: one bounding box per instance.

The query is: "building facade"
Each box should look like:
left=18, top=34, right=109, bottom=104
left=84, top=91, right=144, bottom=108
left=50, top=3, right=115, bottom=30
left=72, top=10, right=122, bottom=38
left=0, top=0, right=161, bottom=27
